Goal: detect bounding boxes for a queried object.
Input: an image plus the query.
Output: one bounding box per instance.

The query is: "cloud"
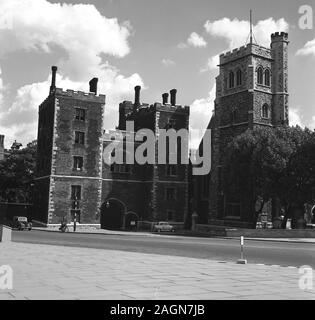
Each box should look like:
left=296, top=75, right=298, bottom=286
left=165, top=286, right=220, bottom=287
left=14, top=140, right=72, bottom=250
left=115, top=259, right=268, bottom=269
left=204, top=17, right=288, bottom=49
left=189, top=84, right=216, bottom=149
left=178, top=32, right=207, bottom=49
left=177, top=43, right=188, bottom=49
left=296, top=39, right=315, bottom=57
left=0, top=0, right=132, bottom=80
left=289, top=107, right=315, bottom=130
left=0, top=0, right=145, bottom=147
left=0, top=69, right=144, bottom=146
left=0, top=67, right=3, bottom=107
left=289, top=108, right=304, bottom=127
left=162, top=58, right=175, bottom=67
left=203, top=17, right=289, bottom=73
left=187, top=32, right=207, bottom=48
left=201, top=54, right=220, bottom=72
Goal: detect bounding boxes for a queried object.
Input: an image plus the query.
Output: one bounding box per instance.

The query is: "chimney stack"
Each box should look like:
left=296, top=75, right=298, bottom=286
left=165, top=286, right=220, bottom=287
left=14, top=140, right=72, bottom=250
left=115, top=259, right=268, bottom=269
left=162, top=93, right=169, bottom=105
left=134, top=86, right=141, bottom=110
left=89, top=78, right=98, bottom=95
left=50, top=66, right=57, bottom=94
left=170, top=89, right=177, bottom=106
left=0, top=135, right=4, bottom=161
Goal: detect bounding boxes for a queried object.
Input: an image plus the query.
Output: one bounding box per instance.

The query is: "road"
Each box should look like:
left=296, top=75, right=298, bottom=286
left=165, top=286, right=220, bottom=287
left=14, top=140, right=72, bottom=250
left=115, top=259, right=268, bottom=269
left=12, top=230, right=315, bottom=268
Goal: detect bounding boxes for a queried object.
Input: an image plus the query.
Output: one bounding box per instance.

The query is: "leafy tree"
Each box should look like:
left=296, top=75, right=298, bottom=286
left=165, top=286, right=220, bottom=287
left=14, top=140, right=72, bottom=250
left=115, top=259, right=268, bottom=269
left=223, top=126, right=315, bottom=228
left=0, top=142, right=37, bottom=203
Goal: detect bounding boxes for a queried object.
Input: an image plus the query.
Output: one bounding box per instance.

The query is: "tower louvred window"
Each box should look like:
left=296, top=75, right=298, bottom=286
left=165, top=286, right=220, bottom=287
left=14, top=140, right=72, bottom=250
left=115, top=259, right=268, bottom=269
left=264, top=69, right=271, bottom=86
left=229, top=71, right=235, bottom=88
left=262, top=104, right=269, bottom=118
left=257, top=67, right=263, bottom=84
left=236, top=69, right=242, bottom=86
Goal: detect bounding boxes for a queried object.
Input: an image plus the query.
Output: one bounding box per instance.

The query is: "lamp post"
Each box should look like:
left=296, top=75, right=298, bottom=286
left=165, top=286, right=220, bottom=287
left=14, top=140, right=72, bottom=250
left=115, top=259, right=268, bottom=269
left=73, top=212, right=77, bottom=232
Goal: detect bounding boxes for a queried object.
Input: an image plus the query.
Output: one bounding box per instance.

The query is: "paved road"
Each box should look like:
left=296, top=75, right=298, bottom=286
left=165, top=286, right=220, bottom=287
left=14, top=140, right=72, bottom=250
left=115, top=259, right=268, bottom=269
left=12, top=230, right=315, bottom=268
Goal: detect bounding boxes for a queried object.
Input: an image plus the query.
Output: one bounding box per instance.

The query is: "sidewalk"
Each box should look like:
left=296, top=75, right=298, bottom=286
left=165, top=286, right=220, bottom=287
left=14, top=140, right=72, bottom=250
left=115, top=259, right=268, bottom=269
left=0, top=242, right=314, bottom=300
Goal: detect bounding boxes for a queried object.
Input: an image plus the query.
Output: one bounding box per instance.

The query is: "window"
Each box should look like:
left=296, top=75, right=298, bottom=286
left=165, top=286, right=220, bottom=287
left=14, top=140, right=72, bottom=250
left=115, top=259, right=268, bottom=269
left=110, top=164, right=131, bottom=174
left=73, top=156, right=83, bottom=171
left=166, top=165, right=177, bottom=176
left=71, top=185, right=81, bottom=200
left=264, top=69, right=271, bottom=86
left=75, top=131, right=85, bottom=145
left=262, top=104, right=269, bottom=118
left=228, top=71, right=235, bottom=88
left=236, top=69, right=242, bottom=86
left=75, top=108, right=86, bottom=121
left=257, top=67, right=263, bottom=85
left=165, top=187, right=176, bottom=201
left=167, top=210, right=174, bottom=221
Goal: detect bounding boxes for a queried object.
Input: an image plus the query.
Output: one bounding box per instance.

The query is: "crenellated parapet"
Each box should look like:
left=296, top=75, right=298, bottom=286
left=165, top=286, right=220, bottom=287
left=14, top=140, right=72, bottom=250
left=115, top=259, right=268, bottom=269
left=54, top=88, right=106, bottom=103
left=220, top=43, right=272, bottom=66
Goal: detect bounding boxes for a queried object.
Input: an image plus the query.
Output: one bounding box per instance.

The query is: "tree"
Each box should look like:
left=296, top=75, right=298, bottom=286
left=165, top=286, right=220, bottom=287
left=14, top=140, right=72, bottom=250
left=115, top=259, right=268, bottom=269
left=223, top=126, right=315, bottom=228
left=0, top=142, right=37, bottom=203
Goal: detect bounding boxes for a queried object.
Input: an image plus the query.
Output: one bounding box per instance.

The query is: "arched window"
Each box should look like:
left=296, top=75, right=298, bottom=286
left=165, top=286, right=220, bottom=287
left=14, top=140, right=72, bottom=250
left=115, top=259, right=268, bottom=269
left=236, top=69, right=242, bottom=86
left=264, top=69, right=271, bottom=86
left=257, top=67, right=263, bottom=85
left=262, top=104, right=269, bottom=119
left=229, top=71, right=235, bottom=88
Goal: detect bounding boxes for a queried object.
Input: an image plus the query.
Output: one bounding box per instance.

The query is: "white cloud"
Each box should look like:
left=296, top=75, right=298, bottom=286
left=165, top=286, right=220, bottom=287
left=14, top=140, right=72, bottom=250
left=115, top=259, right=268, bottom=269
left=177, top=42, right=188, bottom=49
left=0, top=0, right=145, bottom=147
left=0, top=67, right=3, bottom=107
left=0, top=0, right=132, bottom=80
left=296, top=39, right=315, bottom=57
left=162, top=58, right=175, bottom=67
left=187, top=32, right=207, bottom=48
left=202, top=17, right=289, bottom=73
left=0, top=70, right=144, bottom=147
left=178, top=32, right=207, bottom=49
left=201, top=54, right=219, bottom=72
left=289, top=107, right=315, bottom=130
left=289, top=108, right=304, bottom=127
left=309, top=116, right=315, bottom=130
left=204, top=17, right=288, bottom=49
left=189, top=84, right=216, bottom=149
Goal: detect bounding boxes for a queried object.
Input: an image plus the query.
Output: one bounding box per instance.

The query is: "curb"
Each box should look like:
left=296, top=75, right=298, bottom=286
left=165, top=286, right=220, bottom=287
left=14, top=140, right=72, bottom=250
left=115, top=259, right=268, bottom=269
left=32, top=228, right=165, bottom=238
left=29, top=228, right=315, bottom=243
left=222, top=236, right=315, bottom=244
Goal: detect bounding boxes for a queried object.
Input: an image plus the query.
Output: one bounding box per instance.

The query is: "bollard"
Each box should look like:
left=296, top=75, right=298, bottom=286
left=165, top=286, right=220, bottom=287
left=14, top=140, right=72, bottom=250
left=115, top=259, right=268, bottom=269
left=0, top=225, right=12, bottom=242
left=237, top=236, right=247, bottom=264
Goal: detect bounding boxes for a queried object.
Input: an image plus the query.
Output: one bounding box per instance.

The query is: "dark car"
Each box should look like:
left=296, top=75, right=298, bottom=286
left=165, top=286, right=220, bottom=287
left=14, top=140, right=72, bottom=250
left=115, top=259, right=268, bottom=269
left=12, top=216, right=32, bottom=231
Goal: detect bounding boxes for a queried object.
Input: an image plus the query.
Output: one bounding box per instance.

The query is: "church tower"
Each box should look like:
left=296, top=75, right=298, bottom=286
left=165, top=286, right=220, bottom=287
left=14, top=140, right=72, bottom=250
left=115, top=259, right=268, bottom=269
left=197, top=30, right=289, bottom=227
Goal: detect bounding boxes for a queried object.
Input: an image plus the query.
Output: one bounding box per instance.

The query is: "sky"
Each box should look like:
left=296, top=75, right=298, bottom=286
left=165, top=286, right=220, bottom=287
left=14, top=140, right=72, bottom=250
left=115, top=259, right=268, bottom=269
left=0, top=0, right=314, bottom=149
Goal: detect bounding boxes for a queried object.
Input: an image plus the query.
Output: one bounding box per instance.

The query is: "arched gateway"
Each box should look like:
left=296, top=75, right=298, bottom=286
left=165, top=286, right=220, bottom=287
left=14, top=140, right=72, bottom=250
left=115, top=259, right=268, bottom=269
left=100, top=198, right=126, bottom=230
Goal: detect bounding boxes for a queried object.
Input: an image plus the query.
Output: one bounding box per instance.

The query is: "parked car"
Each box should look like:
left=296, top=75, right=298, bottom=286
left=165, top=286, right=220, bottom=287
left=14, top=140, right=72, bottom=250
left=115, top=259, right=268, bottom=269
left=12, top=216, right=32, bottom=231
left=153, top=221, right=175, bottom=233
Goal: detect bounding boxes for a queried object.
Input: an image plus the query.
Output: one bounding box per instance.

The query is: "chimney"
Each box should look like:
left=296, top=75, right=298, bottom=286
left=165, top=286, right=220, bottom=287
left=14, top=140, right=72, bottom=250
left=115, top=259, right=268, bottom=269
left=89, top=78, right=98, bottom=94
left=50, top=66, right=57, bottom=94
left=0, top=135, right=4, bottom=161
left=162, top=93, right=169, bottom=105
left=134, top=86, right=141, bottom=110
left=170, top=89, right=177, bottom=106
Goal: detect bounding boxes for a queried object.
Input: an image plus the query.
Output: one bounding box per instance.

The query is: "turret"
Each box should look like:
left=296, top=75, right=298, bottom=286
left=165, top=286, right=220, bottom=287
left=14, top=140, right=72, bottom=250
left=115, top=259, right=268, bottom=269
left=271, top=32, right=289, bottom=125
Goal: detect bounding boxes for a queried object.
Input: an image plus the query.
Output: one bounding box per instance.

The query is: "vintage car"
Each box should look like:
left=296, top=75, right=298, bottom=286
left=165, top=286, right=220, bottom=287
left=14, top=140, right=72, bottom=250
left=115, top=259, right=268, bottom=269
left=12, top=216, right=32, bottom=231
left=153, top=221, right=175, bottom=233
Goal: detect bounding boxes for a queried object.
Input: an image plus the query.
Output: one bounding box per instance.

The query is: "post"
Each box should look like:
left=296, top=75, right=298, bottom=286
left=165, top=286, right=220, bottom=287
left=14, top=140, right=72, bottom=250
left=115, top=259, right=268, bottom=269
left=237, top=236, right=247, bottom=264
left=73, top=212, right=77, bottom=232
